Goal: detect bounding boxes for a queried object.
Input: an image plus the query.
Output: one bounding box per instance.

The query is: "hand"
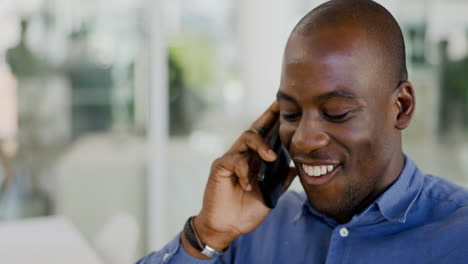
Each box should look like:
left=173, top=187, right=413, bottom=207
left=185, top=101, right=297, bottom=255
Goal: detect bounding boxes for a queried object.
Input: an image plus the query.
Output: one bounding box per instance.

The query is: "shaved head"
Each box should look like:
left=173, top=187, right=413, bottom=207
left=292, top=0, right=407, bottom=87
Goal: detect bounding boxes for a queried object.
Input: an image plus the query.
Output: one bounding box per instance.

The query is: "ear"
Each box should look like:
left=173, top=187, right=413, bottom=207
left=394, top=81, right=416, bottom=130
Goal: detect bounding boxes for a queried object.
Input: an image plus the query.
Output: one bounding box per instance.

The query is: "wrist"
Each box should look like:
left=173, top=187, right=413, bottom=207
left=180, top=231, right=212, bottom=260
left=193, top=215, right=235, bottom=251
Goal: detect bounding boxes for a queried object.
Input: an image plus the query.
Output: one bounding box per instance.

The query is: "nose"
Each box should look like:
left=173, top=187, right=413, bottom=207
left=291, top=118, right=330, bottom=154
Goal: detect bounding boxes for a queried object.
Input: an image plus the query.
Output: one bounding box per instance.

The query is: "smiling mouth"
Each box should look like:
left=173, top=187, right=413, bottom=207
left=301, top=164, right=339, bottom=177
left=298, top=162, right=341, bottom=185
left=301, top=164, right=336, bottom=177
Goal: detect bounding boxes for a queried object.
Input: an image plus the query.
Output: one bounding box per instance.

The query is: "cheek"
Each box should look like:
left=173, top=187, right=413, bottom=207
left=337, top=114, right=375, bottom=143
left=336, top=111, right=393, bottom=177
left=332, top=113, right=380, bottom=163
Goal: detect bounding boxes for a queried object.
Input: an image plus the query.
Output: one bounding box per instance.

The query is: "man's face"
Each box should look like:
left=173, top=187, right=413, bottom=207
left=278, top=27, right=400, bottom=222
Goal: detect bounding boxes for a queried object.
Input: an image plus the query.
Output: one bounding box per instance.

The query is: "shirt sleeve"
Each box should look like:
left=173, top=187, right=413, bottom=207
left=135, top=233, right=226, bottom=264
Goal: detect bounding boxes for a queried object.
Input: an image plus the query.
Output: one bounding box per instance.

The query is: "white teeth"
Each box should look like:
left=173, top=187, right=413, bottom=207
left=302, top=164, right=309, bottom=175
left=313, top=166, right=321, bottom=176
left=302, top=164, right=336, bottom=177
left=321, top=166, right=327, bottom=175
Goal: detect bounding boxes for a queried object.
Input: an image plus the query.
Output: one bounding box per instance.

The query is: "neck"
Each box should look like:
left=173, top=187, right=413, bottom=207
left=336, top=151, right=406, bottom=224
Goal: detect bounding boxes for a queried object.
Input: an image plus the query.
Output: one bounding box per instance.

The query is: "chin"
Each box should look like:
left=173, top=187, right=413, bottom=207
left=303, top=183, right=362, bottom=222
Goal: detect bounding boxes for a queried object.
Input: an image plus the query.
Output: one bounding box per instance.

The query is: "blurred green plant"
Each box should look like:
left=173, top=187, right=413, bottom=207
left=7, top=20, right=50, bottom=77
left=445, top=58, right=468, bottom=129
left=169, top=34, right=215, bottom=94
left=167, top=34, right=222, bottom=135
left=438, top=38, right=468, bottom=133
left=168, top=45, right=203, bottom=136
left=168, top=47, right=184, bottom=103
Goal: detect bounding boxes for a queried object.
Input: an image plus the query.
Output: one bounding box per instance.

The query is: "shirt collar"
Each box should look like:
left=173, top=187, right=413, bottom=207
left=292, top=195, right=339, bottom=226
left=375, top=156, right=423, bottom=223
left=293, top=155, right=424, bottom=224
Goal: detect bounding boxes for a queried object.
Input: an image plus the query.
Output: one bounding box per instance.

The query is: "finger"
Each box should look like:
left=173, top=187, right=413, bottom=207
left=229, top=130, right=277, bottom=162
left=211, top=154, right=252, bottom=191
left=249, top=101, right=280, bottom=136
left=233, top=155, right=251, bottom=191
left=281, top=166, right=298, bottom=194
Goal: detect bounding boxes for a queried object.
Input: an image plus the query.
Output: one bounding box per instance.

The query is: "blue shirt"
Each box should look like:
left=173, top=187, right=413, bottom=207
left=137, top=157, right=468, bottom=263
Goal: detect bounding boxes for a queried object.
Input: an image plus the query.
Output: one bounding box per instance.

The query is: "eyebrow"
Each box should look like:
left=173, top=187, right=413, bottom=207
left=276, top=90, right=359, bottom=103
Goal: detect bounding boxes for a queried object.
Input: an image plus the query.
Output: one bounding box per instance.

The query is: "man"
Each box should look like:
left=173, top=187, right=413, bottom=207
left=138, top=0, right=468, bottom=263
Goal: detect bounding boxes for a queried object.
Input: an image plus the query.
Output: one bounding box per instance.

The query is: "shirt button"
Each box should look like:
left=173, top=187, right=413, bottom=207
left=339, top=227, right=349, bottom=238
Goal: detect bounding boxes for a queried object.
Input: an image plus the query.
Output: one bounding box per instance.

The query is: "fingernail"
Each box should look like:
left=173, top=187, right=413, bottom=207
left=246, top=184, right=252, bottom=191
left=268, top=149, right=276, bottom=158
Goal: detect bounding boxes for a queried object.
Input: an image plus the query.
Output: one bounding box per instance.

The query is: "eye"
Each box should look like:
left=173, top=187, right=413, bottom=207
left=281, top=112, right=302, bottom=122
left=322, top=111, right=350, bottom=121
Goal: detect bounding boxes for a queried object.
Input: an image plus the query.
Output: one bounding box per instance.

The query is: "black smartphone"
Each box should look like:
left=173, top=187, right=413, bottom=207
left=257, top=122, right=292, bottom=208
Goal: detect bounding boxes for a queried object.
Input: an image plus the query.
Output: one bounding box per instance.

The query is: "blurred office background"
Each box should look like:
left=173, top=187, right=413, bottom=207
left=0, top=0, right=467, bottom=263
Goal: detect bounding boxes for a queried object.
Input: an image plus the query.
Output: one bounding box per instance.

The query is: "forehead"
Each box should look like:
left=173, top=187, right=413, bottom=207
left=280, top=28, right=380, bottom=99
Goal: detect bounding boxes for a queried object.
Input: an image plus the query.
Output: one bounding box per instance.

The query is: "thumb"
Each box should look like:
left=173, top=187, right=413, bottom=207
left=281, top=166, right=297, bottom=194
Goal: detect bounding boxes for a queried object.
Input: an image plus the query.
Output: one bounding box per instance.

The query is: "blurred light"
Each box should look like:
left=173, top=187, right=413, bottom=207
left=223, top=79, right=243, bottom=104
left=0, top=17, right=20, bottom=52
left=98, top=0, right=144, bottom=9
left=0, top=0, right=17, bottom=17
left=223, top=79, right=244, bottom=115
left=447, top=30, right=468, bottom=60
left=189, top=130, right=223, bottom=155
left=90, top=35, right=116, bottom=67
left=16, top=0, right=44, bottom=16
left=427, top=1, right=468, bottom=61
